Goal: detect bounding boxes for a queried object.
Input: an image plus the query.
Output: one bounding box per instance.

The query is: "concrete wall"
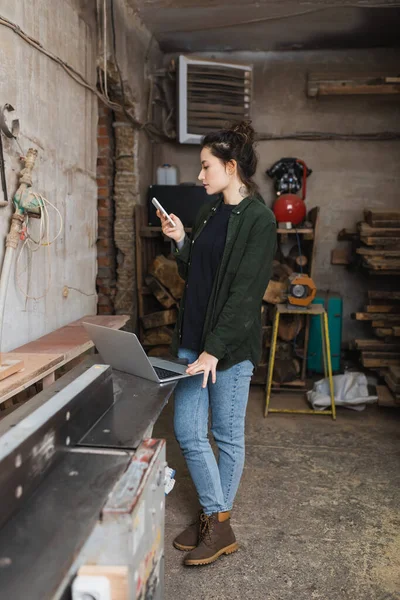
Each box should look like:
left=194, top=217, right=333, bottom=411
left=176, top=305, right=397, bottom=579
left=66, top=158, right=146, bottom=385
left=0, top=0, right=98, bottom=351
left=154, top=48, right=400, bottom=341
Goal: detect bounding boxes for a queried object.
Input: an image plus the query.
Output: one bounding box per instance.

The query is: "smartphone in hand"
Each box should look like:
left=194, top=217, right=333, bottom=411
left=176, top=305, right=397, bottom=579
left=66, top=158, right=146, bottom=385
left=152, top=197, right=176, bottom=227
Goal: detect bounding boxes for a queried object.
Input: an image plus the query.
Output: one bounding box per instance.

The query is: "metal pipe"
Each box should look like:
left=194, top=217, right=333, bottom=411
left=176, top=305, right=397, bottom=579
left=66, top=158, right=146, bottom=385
left=0, top=149, right=38, bottom=356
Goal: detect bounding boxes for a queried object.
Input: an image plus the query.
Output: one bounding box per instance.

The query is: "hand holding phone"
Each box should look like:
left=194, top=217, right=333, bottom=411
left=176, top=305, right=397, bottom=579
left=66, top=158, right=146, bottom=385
left=152, top=197, right=176, bottom=227
left=152, top=197, right=185, bottom=244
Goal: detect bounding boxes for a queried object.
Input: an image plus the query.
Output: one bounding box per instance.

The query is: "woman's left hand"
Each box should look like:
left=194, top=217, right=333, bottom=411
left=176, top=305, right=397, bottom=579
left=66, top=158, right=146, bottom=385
left=186, top=351, right=219, bottom=388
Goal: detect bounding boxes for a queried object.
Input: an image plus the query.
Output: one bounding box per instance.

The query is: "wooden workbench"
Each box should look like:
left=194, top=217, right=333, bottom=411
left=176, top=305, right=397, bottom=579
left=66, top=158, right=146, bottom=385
left=0, top=315, right=129, bottom=407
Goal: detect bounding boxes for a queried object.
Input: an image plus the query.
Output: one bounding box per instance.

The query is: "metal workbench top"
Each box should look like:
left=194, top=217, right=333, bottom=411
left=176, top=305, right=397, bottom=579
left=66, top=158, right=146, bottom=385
left=0, top=358, right=177, bottom=599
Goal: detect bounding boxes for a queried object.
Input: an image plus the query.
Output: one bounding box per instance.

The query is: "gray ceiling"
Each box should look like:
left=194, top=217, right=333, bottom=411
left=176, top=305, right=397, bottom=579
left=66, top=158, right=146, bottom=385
left=132, top=0, right=400, bottom=53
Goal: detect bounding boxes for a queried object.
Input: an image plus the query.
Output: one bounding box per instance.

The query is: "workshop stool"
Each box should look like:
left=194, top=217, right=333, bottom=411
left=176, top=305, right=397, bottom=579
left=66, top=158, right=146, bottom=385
left=264, top=303, right=336, bottom=420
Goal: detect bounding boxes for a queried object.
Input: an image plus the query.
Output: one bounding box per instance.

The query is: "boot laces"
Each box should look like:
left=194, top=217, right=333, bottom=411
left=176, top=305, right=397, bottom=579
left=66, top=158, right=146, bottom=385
left=199, top=513, right=215, bottom=546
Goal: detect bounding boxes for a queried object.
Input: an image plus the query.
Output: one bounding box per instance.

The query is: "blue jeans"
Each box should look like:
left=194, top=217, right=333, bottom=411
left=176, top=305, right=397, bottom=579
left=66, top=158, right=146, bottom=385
left=174, top=348, right=254, bottom=515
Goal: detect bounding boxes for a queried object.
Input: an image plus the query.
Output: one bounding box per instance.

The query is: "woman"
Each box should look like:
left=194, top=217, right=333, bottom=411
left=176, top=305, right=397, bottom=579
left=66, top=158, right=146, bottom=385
left=157, top=121, right=276, bottom=566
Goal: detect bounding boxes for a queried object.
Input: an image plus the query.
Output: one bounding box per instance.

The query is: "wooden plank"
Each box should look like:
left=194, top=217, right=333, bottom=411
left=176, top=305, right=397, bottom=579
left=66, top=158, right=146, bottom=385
left=142, top=327, right=173, bottom=347
left=360, top=236, right=400, bottom=246
left=0, top=359, right=24, bottom=382
left=276, top=228, right=313, bottom=235
left=359, top=223, right=400, bottom=237
left=141, top=309, right=177, bottom=330
left=365, top=305, right=400, bottom=314
left=368, top=290, right=400, bottom=301
left=307, top=73, right=400, bottom=97
left=364, top=210, right=400, bottom=228
left=357, top=247, right=400, bottom=257
left=364, top=257, right=400, bottom=271
left=354, top=339, right=400, bottom=352
left=149, top=255, right=185, bottom=300
left=0, top=353, right=63, bottom=406
left=145, top=275, right=177, bottom=309
left=384, top=372, right=400, bottom=395
left=337, top=228, right=358, bottom=241
left=373, top=328, right=394, bottom=338
left=13, top=315, right=130, bottom=361
left=388, top=365, right=400, bottom=382
left=367, top=219, right=400, bottom=228
left=394, top=327, right=400, bottom=336
left=376, top=385, right=398, bottom=408
left=331, top=248, right=351, bottom=265
left=362, top=352, right=400, bottom=368
left=372, top=320, right=400, bottom=328
left=353, top=313, right=400, bottom=322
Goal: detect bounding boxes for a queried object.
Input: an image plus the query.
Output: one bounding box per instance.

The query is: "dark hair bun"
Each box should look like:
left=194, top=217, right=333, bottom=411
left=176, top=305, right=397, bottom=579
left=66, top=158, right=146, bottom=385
left=201, top=120, right=259, bottom=194
left=229, top=120, right=255, bottom=144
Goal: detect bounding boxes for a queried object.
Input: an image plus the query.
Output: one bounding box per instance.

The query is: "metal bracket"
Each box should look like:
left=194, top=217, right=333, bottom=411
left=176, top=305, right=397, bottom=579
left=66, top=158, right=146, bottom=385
left=0, top=104, right=20, bottom=139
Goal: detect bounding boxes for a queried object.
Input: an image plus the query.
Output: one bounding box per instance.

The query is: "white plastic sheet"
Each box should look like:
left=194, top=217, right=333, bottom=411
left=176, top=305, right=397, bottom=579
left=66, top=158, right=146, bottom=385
left=307, top=372, right=378, bottom=412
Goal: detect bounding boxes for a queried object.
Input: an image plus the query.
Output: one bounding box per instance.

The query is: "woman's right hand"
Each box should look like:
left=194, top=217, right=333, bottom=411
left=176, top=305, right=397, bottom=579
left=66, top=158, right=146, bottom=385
left=156, top=210, right=185, bottom=244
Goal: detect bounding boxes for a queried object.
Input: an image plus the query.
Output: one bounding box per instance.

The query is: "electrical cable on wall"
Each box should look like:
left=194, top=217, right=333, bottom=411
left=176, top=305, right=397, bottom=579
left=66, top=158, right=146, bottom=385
left=15, top=193, right=63, bottom=302
left=0, top=12, right=167, bottom=140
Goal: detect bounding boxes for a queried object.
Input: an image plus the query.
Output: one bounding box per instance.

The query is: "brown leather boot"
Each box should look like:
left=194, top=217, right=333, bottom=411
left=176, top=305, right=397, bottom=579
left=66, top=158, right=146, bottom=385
left=173, top=510, right=203, bottom=551
left=184, top=511, right=238, bottom=566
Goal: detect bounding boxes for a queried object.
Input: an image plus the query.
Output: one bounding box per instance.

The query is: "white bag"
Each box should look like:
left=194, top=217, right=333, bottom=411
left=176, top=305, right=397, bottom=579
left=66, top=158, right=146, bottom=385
left=307, top=372, right=378, bottom=412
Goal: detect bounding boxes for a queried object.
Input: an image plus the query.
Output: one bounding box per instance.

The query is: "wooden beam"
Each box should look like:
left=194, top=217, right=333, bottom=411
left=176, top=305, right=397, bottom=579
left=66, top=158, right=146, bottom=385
left=364, top=210, right=400, bottom=228
left=353, top=312, right=400, bottom=322
left=353, top=339, right=400, bottom=352
left=331, top=248, right=351, bottom=265
left=373, top=328, right=394, bottom=338
left=362, top=353, right=400, bottom=368
left=376, top=385, right=398, bottom=408
left=359, top=223, right=400, bottom=238
left=145, top=275, right=177, bottom=309
left=364, top=258, right=400, bottom=271
left=337, top=228, right=358, bottom=241
left=308, top=73, right=400, bottom=97
left=360, top=236, right=400, bottom=246
left=372, top=320, right=400, bottom=328
left=388, top=365, right=400, bottom=383
left=365, top=305, right=400, bottom=314
left=142, top=326, right=173, bottom=346
left=357, top=247, right=400, bottom=258
left=368, top=290, right=400, bottom=301
left=141, top=309, right=177, bottom=330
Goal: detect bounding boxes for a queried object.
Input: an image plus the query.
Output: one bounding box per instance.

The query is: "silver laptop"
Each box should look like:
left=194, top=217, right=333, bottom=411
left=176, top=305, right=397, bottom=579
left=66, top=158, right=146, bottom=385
left=83, top=322, right=198, bottom=383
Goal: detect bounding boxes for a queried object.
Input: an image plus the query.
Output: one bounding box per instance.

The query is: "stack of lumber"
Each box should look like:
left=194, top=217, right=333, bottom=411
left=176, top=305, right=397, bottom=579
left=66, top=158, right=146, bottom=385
left=335, top=210, right=400, bottom=274
left=339, top=210, right=400, bottom=407
left=357, top=210, right=400, bottom=275
left=141, top=254, right=184, bottom=357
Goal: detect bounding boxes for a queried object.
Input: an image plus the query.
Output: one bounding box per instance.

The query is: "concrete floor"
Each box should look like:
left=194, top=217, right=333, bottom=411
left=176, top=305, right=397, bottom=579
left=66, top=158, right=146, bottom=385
left=153, top=386, right=400, bottom=600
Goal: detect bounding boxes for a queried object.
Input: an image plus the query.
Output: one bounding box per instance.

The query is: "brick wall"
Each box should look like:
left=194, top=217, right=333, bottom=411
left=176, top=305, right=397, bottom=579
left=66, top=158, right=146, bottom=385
left=113, top=116, right=138, bottom=329
left=96, top=101, right=117, bottom=314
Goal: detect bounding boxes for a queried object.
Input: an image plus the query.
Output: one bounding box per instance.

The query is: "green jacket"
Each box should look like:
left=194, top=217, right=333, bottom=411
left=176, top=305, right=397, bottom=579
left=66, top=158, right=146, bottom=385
left=171, top=194, right=277, bottom=370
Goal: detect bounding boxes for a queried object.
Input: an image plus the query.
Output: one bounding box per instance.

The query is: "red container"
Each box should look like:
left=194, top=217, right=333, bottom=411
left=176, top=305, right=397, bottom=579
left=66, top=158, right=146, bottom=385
left=273, top=193, right=306, bottom=225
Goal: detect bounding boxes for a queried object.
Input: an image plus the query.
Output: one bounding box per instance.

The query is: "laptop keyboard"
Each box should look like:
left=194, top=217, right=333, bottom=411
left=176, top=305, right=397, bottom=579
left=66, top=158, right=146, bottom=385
left=154, top=366, right=182, bottom=380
